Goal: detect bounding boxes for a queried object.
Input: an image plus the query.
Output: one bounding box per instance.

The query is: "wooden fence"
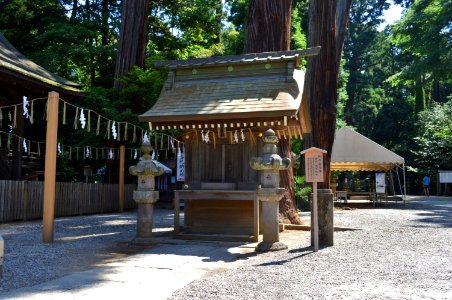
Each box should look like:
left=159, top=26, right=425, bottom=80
left=0, top=181, right=136, bottom=222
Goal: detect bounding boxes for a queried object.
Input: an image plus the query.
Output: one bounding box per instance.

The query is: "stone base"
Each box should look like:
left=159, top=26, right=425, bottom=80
left=310, top=189, right=334, bottom=248
left=131, top=237, right=156, bottom=246
left=256, top=241, right=288, bottom=252
left=0, top=235, right=3, bottom=278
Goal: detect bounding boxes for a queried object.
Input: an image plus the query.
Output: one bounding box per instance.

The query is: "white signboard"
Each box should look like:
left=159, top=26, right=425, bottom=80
left=176, top=149, right=185, bottom=182
left=305, top=152, right=324, bottom=182
left=439, top=171, right=452, bottom=183
left=375, top=172, right=386, bottom=194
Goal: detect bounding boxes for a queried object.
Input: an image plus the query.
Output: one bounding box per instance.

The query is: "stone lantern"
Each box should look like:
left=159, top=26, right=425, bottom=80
left=250, top=129, right=291, bottom=252
left=129, top=137, right=164, bottom=245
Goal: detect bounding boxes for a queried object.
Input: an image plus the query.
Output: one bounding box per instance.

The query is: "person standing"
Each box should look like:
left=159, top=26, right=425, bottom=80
left=423, top=175, right=431, bottom=196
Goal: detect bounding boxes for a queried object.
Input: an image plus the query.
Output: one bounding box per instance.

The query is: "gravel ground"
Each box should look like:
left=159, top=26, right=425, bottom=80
left=0, top=209, right=174, bottom=292
left=0, top=197, right=451, bottom=299
left=170, top=197, right=452, bottom=300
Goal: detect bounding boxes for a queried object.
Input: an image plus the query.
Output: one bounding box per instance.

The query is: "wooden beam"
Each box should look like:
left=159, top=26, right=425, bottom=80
left=43, top=91, right=59, bottom=243
left=119, top=145, right=125, bottom=212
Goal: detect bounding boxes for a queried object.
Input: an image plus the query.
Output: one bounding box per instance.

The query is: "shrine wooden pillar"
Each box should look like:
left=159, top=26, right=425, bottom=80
left=43, top=91, right=59, bottom=243
left=119, top=145, right=125, bottom=212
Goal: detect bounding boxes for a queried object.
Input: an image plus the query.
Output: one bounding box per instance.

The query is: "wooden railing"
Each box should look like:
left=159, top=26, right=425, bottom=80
left=0, top=181, right=136, bottom=222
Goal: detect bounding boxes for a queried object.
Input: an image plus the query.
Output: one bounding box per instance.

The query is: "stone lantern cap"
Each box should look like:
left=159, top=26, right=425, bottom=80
left=129, top=138, right=165, bottom=177
left=250, top=129, right=291, bottom=171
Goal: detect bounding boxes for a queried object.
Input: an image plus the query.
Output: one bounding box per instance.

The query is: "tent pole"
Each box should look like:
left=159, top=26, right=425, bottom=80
left=396, top=166, right=403, bottom=198
left=403, top=163, right=407, bottom=208
left=389, top=170, right=395, bottom=196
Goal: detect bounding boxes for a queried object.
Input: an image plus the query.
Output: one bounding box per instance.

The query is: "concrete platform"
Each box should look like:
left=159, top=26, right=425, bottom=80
left=0, top=230, right=309, bottom=300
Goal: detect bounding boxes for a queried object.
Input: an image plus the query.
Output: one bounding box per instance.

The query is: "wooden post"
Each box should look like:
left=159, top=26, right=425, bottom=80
left=174, top=191, right=180, bottom=234
left=300, top=147, right=327, bottom=252
left=312, top=182, right=319, bottom=252
left=43, top=91, right=59, bottom=243
left=119, top=145, right=125, bottom=212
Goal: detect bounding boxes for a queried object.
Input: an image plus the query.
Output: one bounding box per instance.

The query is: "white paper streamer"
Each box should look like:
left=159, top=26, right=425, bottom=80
left=201, top=130, right=205, bottom=142
left=79, top=108, right=86, bottom=129
left=170, top=137, right=175, bottom=149
left=23, top=96, right=30, bottom=119
left=151, top=149, right=155, bottom=160
left=112, top=121, right=117, bottom=140
left=109, top=148, right=114, bottom=159
left=134, top=149, right=138, bottom=160
left=86, top=146, right=90, bottom=158
left=22, top=138, right=27, bottom=152
left=204, top=131, right=210, bottom=143
left=143, top=131, right=150, bottom=144
left=241, top=129, right=245, bottom=142
left=233, top=130, right=239, bottom=143
left=57, top=143, right=62, bottom=155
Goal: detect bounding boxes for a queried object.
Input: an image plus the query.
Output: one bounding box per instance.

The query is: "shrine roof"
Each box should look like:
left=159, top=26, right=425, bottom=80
left=0, top=32, right=83, bottom=95
left=153, top=47, right=320, bottom=69
left=140, top=48, right=320, bottom=133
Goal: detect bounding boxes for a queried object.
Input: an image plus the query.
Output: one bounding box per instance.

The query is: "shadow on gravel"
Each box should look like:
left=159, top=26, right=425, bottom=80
left=414, top=206, right=452, bottom=228
left=255, top=246, right=314, bottom=267
left=402, top=200, right=452, bottom=228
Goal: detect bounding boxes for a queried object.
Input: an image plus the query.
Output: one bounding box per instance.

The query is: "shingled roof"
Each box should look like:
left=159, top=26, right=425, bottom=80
left=140, top=48, right=320, bottom=133
left=0, top=32, right=82, bottom=95
left=153, top=47, right=320, bottom=69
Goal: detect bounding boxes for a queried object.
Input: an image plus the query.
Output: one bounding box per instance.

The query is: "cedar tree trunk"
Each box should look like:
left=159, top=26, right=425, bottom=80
left=114, top=0, right=150, bottom=90
left=244, top=0, right=292, bottom=53
left=304, top=0, right=352, bottom=188
left=244, top=0, right=301, bottom=224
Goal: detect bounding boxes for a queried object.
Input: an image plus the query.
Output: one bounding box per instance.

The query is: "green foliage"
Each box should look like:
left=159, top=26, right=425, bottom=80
left=0, top=0, right=121, bottom=87
left=118, top=65, right=167, bottom=114
left=414, top=79, right=426, bottom=114
left=294, top=175, right=311, bottom=211
left=413, top=98, right=452, bottom=173
left=337, top=57, right=349, bottom=126
left=290, top=1, right=307, bottom=51
left=57, top=152, right=78, bottom=182
left=390, top=0, right=452, bottom=84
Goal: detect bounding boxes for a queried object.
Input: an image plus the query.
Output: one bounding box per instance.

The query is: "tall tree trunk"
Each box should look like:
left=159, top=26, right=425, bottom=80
left=86, top=0, right=96, bottom=86
left=114, top=0, right=150, bottom=90
left=215, top=0, right=223, bottom=44
left=70, top=0, right=78, bottom=23
left=99, top=0, right=110, bottom=85
left=414, top=78, right=426, bottom=114
left=304, top=0, right=352, bottom=189
left=432, top=81, right=440, bottom=103
left=344, top=56, right=359, bottom=125
left=244, top=0, right=301, bottom=224
left=244, top=0, right=292, bottom=53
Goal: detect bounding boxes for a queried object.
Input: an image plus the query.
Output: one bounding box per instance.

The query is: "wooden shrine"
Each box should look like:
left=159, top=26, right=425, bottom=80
left=140, top=48, right=320, bottom=241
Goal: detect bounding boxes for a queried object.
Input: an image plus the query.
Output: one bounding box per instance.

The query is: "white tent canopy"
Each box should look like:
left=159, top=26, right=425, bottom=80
left=331, top=126, right=405, bottom=171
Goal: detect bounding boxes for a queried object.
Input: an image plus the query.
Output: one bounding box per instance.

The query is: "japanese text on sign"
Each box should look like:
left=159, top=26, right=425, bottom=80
left=176, top=149, right=185, bottom=181
left=305, top=152, right=324, bottom=182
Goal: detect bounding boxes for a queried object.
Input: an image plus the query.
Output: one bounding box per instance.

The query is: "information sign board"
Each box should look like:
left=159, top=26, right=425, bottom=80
left=176, top=148, right=185, bottom=181
left=439, top=171, right=452, bottom=183
left=300, top=147, right=327, bottom=183
left=375, top=172, right=386, bottom=194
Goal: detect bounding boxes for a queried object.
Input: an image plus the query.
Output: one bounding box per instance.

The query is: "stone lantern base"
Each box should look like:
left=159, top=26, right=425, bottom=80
left=131, top=190, right=159, bottom=246
left=256, top=241, right=288, bottom=252
left=255, top=187, right=288, bottom=252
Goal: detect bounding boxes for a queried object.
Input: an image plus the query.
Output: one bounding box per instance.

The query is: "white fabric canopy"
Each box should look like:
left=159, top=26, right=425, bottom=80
left=331, top=127, right=405, bottom=171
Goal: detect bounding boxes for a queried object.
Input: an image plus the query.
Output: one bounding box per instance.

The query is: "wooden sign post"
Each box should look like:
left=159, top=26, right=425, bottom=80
left=300, top=147, right=327, bottom=252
